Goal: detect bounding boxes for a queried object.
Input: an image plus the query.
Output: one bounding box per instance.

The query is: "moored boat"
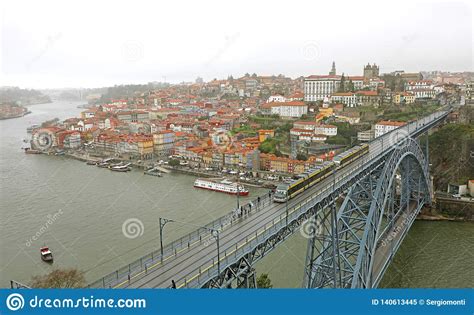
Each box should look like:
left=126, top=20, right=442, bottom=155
left=24, top=148, right=41, bottom=154
left=194, top=178, right=249, bottom=196
left=110, top=163, right=131, bottom=172
left=110, top=166, right=131, bottom=172
left=144, top=168, right=163, bottom=177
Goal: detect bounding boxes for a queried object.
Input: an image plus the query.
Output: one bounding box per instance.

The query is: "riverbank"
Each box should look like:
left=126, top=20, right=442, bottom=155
left=417, top=213, right=457, bottom=221
left=38, top=151, right=273, bottom=188
left=419, top=199, right=474, bottom=222
left=0, top=110, right=31, bottom=120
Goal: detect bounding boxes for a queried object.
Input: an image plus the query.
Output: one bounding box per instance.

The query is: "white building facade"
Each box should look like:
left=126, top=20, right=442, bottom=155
left=270, top=102, right=308, bottom=118
left=374, top=121, right=406, bottom=138
left=304, top=75, right=341, bottom=101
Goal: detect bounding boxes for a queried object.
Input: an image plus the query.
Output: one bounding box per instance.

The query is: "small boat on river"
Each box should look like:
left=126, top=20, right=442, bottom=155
left=40, top=246, right=53, bottom=263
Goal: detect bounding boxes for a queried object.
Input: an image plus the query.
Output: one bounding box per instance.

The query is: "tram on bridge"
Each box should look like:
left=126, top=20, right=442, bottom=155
left=273, top=144, right=369, bottom=203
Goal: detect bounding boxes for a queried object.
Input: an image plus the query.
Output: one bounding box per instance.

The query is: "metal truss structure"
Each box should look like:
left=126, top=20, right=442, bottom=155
left=304, top=138, right=431, bottom=288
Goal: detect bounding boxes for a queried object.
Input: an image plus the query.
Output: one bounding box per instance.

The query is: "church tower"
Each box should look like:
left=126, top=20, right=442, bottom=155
left=329, top=61, right=336, bottom=76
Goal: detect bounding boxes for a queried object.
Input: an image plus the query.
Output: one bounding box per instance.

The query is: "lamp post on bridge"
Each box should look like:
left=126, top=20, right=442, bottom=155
left=158, top=217, right=221, bottom=276
left=211, top=229, right=221, bottom=276
left=236, top=179, right=240, bottom=211
left=159, top=217, right=175, bottom=262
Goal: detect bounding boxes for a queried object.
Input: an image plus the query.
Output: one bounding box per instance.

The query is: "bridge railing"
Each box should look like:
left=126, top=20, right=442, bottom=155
left=88, top=191, right=275, bottom=288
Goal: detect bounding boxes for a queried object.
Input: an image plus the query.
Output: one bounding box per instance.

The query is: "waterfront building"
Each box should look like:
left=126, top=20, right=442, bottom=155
left=136, top=135, right=154, bottom=160
left=56, top=130, right=82, bottom=149
left=153, top=130, right=175, bottom=157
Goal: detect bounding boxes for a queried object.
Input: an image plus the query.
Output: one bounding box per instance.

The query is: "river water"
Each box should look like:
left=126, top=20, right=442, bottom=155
left=0, top=101, right=472, bottom=288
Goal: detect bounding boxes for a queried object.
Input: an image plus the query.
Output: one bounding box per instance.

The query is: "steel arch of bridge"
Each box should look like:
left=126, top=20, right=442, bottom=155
left=304, top=137, right=431, bottom=288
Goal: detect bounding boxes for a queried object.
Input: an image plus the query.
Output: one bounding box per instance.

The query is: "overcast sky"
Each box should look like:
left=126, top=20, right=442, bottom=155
left=1, top=0, right=473, bottom=89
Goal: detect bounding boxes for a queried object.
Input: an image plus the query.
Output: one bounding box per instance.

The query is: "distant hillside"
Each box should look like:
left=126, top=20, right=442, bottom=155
left=0, top=87, right=51, bottom=105
left=429, top=119, right=474, bottom=191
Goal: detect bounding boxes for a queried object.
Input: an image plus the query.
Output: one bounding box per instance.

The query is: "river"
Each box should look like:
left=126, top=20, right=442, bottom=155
left=0, top=101, right=472, bottom=288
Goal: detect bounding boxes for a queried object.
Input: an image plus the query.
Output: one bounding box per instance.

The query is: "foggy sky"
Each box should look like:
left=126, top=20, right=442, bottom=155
left=1, top=0, right=473, bottom=89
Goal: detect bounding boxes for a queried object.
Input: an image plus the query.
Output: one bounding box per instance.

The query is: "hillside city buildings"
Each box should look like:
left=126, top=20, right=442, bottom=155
left=28, top=64, right=467, bottom=175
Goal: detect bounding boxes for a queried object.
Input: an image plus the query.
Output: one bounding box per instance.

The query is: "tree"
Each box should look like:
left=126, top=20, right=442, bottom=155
left=31, top=268, right=85, bottom=288
left=347, top=79, right=355, bottom=92
left=296, top=152, right=308, bottom=161
left=338, top=73, right=346, bottom=93
left=256, top=273, right=273, bottom=288
left=258, top=139, right=275, bottom=154
left=168, top=159, right=180, bottom=167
